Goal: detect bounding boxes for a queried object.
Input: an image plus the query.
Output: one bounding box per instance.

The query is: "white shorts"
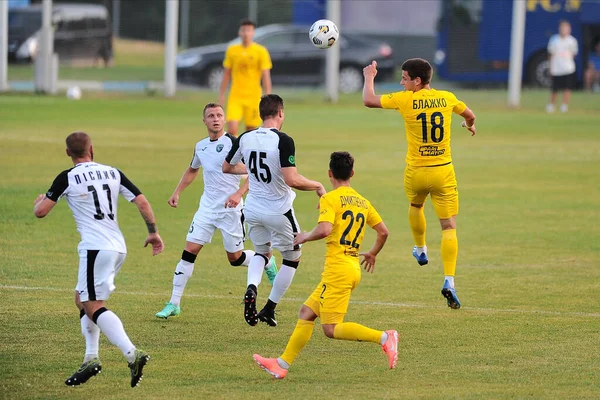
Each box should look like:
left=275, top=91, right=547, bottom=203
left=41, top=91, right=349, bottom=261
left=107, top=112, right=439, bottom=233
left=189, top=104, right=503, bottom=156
left=244, top=207, right=301, bottom=253
left=185, top=209, right=245, bottom=253
left=76, top=250, right=126, bottom=302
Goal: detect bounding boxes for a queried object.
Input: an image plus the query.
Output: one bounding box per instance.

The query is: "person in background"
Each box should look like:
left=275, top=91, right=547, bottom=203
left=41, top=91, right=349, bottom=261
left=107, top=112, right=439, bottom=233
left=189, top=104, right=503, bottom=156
left=546, top=20, right=579, bottom=113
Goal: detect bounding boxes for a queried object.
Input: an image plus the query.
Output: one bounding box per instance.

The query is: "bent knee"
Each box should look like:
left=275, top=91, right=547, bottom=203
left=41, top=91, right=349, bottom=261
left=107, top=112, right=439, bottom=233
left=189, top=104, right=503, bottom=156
left=410, top=203, right=424, bottom=209
left=227, top=251, right=243, bottom=264
left=322, top=325, right=336, bottom=338
left=440, top=216, right=457, bottom=230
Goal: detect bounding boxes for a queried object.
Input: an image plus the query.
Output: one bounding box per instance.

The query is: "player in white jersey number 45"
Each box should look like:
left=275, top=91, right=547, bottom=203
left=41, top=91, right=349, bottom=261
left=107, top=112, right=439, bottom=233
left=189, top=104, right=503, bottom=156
left=223, top=94, right=326, bottom=327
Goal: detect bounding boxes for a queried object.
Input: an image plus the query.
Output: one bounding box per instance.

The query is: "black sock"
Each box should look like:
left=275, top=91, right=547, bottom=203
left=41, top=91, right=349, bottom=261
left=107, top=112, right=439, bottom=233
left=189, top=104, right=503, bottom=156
left=265, top=299, right=277, bottom=311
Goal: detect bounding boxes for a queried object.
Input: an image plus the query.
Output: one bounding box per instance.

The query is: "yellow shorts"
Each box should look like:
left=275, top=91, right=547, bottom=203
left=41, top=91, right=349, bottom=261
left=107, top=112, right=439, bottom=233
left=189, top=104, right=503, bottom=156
left=404, top=163, right=459, bottom=219
left=304, top=267, right=361, bottom=325
left=226, top=96, right=262, bottom=128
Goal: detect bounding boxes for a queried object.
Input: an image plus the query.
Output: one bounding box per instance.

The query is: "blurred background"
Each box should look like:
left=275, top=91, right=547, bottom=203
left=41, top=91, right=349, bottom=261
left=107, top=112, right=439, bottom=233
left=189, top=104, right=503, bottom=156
left=2, top=0, right=600, bottom=95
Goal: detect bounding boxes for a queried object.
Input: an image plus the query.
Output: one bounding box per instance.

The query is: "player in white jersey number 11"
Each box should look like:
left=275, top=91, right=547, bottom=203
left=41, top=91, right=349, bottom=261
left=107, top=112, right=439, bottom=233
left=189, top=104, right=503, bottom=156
left=33, top=131, right=164, bottom=388
left=155, top=103, right=278, bottom=320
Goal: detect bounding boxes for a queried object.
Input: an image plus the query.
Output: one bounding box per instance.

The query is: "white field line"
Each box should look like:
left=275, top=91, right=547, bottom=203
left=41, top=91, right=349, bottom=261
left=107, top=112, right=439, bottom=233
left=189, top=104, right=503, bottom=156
left=2, top=284, right=599, bottom=319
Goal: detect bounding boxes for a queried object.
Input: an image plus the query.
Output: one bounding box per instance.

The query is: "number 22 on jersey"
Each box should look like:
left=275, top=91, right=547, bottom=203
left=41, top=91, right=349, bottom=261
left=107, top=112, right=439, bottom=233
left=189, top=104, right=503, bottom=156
left=339, top=210, right=365, bottom=250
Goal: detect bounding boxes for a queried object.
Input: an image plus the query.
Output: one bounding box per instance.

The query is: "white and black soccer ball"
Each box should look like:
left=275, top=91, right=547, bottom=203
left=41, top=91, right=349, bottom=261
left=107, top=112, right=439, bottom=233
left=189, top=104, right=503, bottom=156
left=309, top=19, right=339, bottom=49
left=66, top=86, right=82, bottom=100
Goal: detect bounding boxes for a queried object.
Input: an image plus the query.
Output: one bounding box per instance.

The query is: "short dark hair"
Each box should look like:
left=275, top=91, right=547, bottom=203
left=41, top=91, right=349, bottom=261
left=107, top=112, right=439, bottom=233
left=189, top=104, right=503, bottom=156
left=259, top=94, right=284, bottom=120
left=329, top=151, right=354, bottom=181
left=240, top=19, right=255, bottom=28
left=66, top=132, right=92, bottom=158
left=203, top=102, right=224, bottom=117
left=401, top=58, right=433, bottom=85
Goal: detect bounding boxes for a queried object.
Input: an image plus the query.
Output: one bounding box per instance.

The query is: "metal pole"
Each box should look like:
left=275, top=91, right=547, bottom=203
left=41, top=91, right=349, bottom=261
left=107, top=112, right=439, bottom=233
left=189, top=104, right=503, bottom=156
left=164, top=0, right=179, bottom=97
left=35, top=0, right=54, bottom=93
left=180, top=0, right=189, bottom=49
left=112, top=0, right=120, bottom=37
left=249, top=0, right=258, bottom=23
left=0, top=0, right=8, bottom=92
left=325, top=0, right=341, bottom=103
left=508, top=0, right=526, bottom=108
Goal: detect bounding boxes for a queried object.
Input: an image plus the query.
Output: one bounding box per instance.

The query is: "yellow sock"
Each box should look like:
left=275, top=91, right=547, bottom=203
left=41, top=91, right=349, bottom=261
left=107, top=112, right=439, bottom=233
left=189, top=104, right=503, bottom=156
left=409, top=206, right=426, bottom=247
left=333, top=322, right=383, bottom=344
left=441, top=229, right=458, bottom=276
left=280, top=319, right=315, bottom=366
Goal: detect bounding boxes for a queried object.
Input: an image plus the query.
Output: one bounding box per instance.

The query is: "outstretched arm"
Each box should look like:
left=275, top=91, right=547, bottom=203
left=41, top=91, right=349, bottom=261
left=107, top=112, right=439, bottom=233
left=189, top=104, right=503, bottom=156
left=293, top=221, right=333, bottom=246
left=168, top=167, right=199, bottom=208
left=363, top=61, right=383, bottom=108
left=359, top=221, right=389, bottom=272
left=282, top=167, right=326, bottom=197
left=132, top=195, right=164, bottom=256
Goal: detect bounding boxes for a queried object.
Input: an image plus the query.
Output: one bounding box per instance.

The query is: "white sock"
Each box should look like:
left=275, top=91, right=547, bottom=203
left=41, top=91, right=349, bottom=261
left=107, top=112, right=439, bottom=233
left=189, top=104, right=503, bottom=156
left=247, top=254, right=266, bottom=288
left=80, top=314, right=99, bottom=362
left=240, top=250, right=255, bottom=267
left=95, top=310, right=136, bottom=362
left=380, top=331, right=388, bottom=345
left=445, top=276, right=455, bottom=288
left=268, top=265, right=296, bottom=303
left=416, top=245, right=427, bottom=256
left=277, top=357, right=290, bottom=369
left=170, top=259, right=195, bottom=306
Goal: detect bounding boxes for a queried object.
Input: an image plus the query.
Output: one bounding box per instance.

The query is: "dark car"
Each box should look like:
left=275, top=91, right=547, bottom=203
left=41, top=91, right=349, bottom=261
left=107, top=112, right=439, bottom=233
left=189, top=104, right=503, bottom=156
left=176, top=24, right=395, bottom=93
left=8, top=3, right=112, bottom=65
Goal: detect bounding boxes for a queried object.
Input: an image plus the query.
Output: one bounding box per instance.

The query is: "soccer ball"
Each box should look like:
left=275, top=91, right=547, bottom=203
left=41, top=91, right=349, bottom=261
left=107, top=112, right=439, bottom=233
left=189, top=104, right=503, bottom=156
left=309, top=19, right=339, bottom=49
left=66, top=86, right=82, bottom=100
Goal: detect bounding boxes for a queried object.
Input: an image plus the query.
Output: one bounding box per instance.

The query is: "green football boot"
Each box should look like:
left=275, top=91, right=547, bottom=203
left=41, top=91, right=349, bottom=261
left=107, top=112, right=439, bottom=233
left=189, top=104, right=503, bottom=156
left=155, top=302, right=180, bottom=319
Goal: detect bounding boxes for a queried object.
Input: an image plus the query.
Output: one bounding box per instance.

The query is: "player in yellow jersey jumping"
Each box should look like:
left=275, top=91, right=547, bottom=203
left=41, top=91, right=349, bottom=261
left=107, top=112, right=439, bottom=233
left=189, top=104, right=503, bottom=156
left=362, top=58, right=476, bottom=309
left=219, top=19, right=272, bottom=136
left=252, top=152, right=398, bottom=379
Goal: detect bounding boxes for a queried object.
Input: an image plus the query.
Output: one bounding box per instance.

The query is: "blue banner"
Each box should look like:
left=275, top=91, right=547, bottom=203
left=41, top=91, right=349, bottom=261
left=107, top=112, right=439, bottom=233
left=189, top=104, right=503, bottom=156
left=8, top=0, right=31, bottom=9
left=292, top=0, right=325, bottom=25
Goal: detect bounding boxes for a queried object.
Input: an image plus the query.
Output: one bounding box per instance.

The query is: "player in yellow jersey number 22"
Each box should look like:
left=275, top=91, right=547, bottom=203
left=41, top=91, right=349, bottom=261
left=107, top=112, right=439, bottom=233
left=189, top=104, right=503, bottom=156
left=362, top=58, right=476, bottom=309
left=252, top=152, right=398, bottom=379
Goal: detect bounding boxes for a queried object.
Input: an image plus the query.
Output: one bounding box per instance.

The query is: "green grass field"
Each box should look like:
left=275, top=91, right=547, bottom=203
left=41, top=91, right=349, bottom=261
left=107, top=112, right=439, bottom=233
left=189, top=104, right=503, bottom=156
left=1, top=89, right=599, bottom=399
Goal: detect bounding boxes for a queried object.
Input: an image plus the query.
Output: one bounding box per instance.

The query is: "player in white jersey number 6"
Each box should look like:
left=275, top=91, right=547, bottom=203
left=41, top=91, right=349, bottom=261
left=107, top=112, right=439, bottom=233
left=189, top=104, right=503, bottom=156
left=155, top=103, right=278, bottom=320
left=33, top=132, right=164, bottom=388
left=223, top=94, right=326, bottom=327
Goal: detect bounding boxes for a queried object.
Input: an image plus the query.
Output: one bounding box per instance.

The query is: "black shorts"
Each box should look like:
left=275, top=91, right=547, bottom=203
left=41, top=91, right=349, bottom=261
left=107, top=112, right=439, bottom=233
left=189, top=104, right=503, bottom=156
left=551, top=73, right=576, bottom=92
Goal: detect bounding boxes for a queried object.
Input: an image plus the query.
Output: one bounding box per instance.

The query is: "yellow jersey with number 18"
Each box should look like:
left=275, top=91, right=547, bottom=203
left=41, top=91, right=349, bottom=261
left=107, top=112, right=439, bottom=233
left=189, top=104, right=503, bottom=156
left=380, top=89, right=467, bottom=167
left=318, top=186, right=383, bottom=273
left=223, top=43, right=272, bottom=99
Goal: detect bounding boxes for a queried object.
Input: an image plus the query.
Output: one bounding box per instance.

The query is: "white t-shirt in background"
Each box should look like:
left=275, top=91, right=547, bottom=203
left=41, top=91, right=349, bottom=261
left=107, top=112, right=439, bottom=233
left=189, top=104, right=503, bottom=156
left=547, top=34, right=578, bottom=76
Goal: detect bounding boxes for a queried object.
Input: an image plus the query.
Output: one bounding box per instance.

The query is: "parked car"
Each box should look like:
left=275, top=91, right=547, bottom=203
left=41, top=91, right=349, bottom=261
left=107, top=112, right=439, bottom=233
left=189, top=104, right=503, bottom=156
left=8, top=3, right=112, bottom=65
left=176, top=24, right=395, bottom=93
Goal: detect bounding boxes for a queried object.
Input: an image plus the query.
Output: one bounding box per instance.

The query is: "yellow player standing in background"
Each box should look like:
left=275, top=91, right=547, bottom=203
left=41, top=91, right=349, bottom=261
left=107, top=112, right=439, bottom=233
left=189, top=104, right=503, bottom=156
left=219, top=19, right=272, bottom=136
